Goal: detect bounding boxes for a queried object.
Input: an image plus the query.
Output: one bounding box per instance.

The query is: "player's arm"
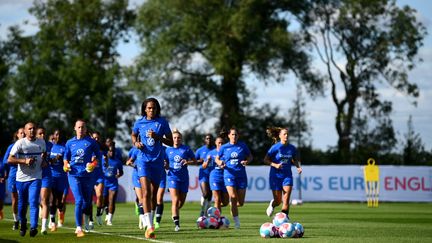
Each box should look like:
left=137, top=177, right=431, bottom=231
left=264, top=154, right=282, bottom=169
left=131, top=131, right=143, bottom=149
left=292, top=154, right=302, bottom=174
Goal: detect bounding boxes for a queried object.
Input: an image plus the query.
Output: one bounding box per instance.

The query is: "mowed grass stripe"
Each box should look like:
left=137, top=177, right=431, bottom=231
left=1, top=202, right=431, bottom=242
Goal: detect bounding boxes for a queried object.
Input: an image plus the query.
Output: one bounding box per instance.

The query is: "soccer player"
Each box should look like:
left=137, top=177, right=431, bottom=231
left=8, top=122, right=47, bottom=237
left=131, top=97, right=173, bottom=239
left=195, top=134, right=215, bottom=216
left=36, top=127, right=53, bottom=235
left=125, top=146, right=143, bottom=229
left=0, top=149, right=6, bottom=220
left=103, top=143, right=123, bottom=226
left=208, top=135, right=229, bottom=211
left=154, top=156, right=167, bottom=230
left=3, top=128, right=25, bottom=230
left=166, top=129, right=197, bottom=232
left=264, top=127, right=302, bottom=218
left=91, top=131, right=106, bottom=228
left=216, top=127, right=253, bottom=229
left=48, top=129, right=68, bottom=230
left=64, top=119, right=101, bottom=237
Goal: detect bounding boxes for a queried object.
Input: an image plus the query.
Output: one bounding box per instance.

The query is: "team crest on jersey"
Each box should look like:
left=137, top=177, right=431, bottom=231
left=174, top=155, right=181, bottom=162
left=76, top=149, right=84, bottom=156
left=231, top=152, right=238, bottom=158
left=147, top=138, right=155, bottom=146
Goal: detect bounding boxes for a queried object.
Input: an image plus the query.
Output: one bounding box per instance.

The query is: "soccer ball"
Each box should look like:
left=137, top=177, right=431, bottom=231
left=278, top=223, right=296, bottom=238
left=208, top=216, right=219, bottom=229
left=293, top=222, right=305, bottom=238
left=218, top=216, right=230, bottom=229
left=196, top=216, right=208, bottom=229
left=207, top=206, right=221, bottom=219
left=259, top=222, right=277, bottom=238
left=272, top=212, right=289, bottom=227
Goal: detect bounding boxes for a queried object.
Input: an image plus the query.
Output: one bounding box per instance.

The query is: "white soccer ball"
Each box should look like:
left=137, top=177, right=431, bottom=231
left=272, top=212, right=289, bottom=227
left=278, top=223, right=296, bottom=238
left=293, top=222, right=305, bottom=238
left=218, top=216, right=230, bottom=229
left=196, top=216, right=208, bottom=229
left=259, top=222, right=277, bottom=238
left=207, top=216, right=219, bottom=229
left=207, top=206, right=221, bottom=219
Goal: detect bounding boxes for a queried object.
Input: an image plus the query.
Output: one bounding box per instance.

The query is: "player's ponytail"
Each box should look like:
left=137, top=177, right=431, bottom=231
left=266, top=127, right=283, bottom=144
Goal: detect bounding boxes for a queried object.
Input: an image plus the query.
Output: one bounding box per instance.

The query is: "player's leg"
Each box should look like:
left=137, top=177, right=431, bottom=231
left=169, top=186, right=181, bottom=231
left=29, top=179, right=42, bottom=237
left=16, top=181, right=28, bottom=236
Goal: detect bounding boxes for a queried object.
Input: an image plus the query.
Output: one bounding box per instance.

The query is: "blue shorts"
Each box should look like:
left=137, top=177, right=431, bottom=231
left=132, top=169, right=141, bottom=188
left=41, top=175, right=52, bottom=189
left=137, top=159, right=164, bottom=186
left=8, top=175, right=17, bottom=193
left=270, top=176, right=293, bottom=190
left=198, top=168, right=211, bottom=183
left=159, top=170, right=167, bottom=188
left=167, top=177, right=188, bottom=193
left=104, top=180, right=119, bottom=193
left=93, top=168, right=104, bottom=186
left=210, top=169, right=227, bottom=192
left=51, top=176, right=69, bottom=195
left=224, top=175, right=247, bottom=189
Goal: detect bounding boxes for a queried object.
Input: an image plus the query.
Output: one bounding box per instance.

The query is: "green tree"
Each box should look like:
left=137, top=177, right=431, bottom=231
left=4, top=0, right=134, bottom=138
left=133, top=0, right=321, bottom=131
left=402, top=115, right=427, bottom=165
left=287, top=83, right=312, bottom=148
left=306, top=0, right=426, bottom=162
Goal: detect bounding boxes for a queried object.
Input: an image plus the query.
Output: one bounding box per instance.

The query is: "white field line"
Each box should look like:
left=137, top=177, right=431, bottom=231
left=3, top=218, right=175, bottom=243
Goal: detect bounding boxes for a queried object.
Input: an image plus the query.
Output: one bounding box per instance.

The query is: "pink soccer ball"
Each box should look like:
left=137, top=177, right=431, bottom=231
left=272, top=212, right=289, bottom=227
left=208, top=216, right=219, bottom=229
left=278, top=222, right=296, bottom=238
left=259, top=222, right=278, bottom=238
left=207, top=206, right=221, bottom=219
left=196, top=216, right=208, bottom=229
left=218, top=216, right=230, bottom=229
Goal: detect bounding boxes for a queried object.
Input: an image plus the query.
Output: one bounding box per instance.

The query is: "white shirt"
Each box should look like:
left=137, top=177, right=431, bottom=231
left=10, top=137, right=46, bottom=182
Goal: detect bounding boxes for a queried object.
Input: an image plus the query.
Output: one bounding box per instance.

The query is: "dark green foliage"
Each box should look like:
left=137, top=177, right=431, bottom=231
left=0, top=0, right=135, bottom=142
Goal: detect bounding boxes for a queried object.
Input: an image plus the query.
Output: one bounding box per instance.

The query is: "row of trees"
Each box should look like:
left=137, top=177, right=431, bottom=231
left=0, top=0, right=430, bottom=165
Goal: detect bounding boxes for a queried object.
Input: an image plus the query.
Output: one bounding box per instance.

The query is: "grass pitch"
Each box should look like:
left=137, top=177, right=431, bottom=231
left=1, top=202, right=431, bottom=242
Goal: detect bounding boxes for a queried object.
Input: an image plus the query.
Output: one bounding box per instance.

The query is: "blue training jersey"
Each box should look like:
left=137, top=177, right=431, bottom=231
left=207, top=148, right=220, bottom=171
left=64, top=136, right=101, bottom=177
left=42, top=141, right=53, bottom=178
left=132, top=116, right=171, bottom=162
left=166, top=144, right=195, bottom=181
left=49, top=143, right=66, bottom=178
left=103, top=158, right=123, bottom=183
left=218, top=141, right=251, bottom=177
left=266, top=142, right=297, bottom=178
left=195, top=145, right=215, bottom=173
left=3, top=143, right=16, bottom=179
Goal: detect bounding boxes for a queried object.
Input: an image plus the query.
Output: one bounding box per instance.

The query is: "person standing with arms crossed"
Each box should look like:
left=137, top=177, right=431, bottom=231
left=264, top=127, right=302, bottom=219
left=131, top=97, right=173, bottom=239
left=8, top=122, right=47, bottom=237
left=63, top=119, right=101, bottom=237
left=216, top=127, right=252, bottom=229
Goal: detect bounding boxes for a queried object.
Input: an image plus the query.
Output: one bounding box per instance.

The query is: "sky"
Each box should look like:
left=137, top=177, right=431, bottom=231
left=0, top=0, right=431, bottom=152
